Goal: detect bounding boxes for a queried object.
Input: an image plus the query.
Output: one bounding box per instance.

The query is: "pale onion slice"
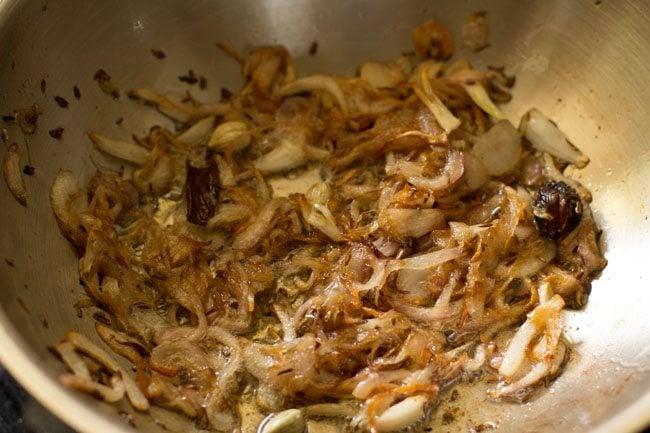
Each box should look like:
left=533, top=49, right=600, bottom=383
left=470, top=120, right=522, bottom=176
left=56, top=341, right=91, bottom=379
left=520, top=108, right=589, bottom=168
left=410, top=60, right=443, bottom=87
left=463, top=82, right=504, bottom=119
left=259, top=409, right=305, bottom=433
left=233, top=198, right=286, bottom=250
left=254, top=134, right=307, bottom=173
left=392, top=247, right=462, bottom=271
left=129, top=88, right=195, bottom=122
left=66, top=331, right=149, bottom=410
left=208, top=203, right=252, bottom=227
left=462, top=151, right=490, bottom=191
left=277, top=75, right=348, bottom=115
left=360, top=61, right=405, bottom=89
left=379, top=208, right=445, bottom=238
left=59, top=373, right=125, bottom=403
left=413, top=85, right=460, bottom=133
left=498, top=294, right=565, bottom=377
left=88, top=131, right=150, bottom=165
left=374, top=395, right=428, bottom=432
left=177, top=116, right=216, bottom=146
left=3, top=142, right=26, bottom=206
left=491, top=361, right=551, bottom=398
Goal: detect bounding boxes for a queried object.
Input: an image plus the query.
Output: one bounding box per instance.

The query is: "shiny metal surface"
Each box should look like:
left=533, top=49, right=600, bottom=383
left=0, top=0, right=649, bottom=432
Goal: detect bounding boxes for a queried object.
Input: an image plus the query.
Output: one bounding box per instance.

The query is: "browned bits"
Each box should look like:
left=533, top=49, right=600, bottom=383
left=40, top=79, right=47, bottom=93
left=92, top=311, right=111, bottom=325
left=73, top=85, right=81, bottom=100
left=412, top=17, right=455, bottom=60
left=4, top=258, right=14, bottom=267
left=199, top=76, right=207, bottom=90
left=14, top=104, right=41, bottom=134
left=178, top=69, right=198, bottom=85
left=115, top=117, right=124, bottom=125
left=54, top=96, right=69, bottom=108
left=461, top=11, right=490, bottom=51
left=309, top=41, right=319, bottom=56
left=220, top=87, right=233, bottom=101
left=93, top=68, right=120, bottom=99
left=22, top=165, right=35, bottom=175
left=2, top=115, right=15, bottom=122
left=534, top=181, right=582, bottom=239
left=151, top=48, right=166, bottom=59
left=49, top=127, right=64, bottom=139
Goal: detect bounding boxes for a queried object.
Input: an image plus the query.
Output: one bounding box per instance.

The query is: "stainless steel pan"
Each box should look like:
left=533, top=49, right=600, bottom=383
left=1, top=0, right=649, bottom=432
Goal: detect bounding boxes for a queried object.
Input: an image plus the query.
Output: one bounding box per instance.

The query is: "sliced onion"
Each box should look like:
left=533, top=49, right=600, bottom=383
left=462, top=151, right=490, bottom=191
left=300, top=182, right=342, bottom=241
left=408, top=151, right=465, bottom=192
left=352, top=370, right=411, bottom=399
left=129, top=88, right=195, bottom=122
left=95, top=323, right=147, bottom=365
left=233, top=198, right=286, bottom=250
left=498, top=294, right=564, bottom=377
left=507, top=238, right=556, bottom=279
left=254, top=128, right=310, bottom=173
left=491, top=361, right=551, bottom=398
left=88, top=131, right=150, bottom=165
left=379, top=208, right=445, bottom=238
left=470, top=120, right=522, bottom=176
left=208, top=203, right=252, bottom=227
left=390, top=299, right=462, bottom=322
left=3, top=142, right=26, bottom=206
left=50, top=170, right=90, bottom=248
left=56, top=341, right=91, bottom=379
left=464, top=344, right=487, bottom=371
left=463, top=82, right=503, bottom=119
left=391, top=247, right=462, bottom=271
left=413, top=85, right=460, bottom=133
left=277, top=75, right=348, bottom=115
left=206, top=326, right=242, bottom=392
left=59, top=373, right=125, bottom=403
left=520, top=108, right=589, bottom=168
left=272, top=303, right=296, bottom=342
left=360, top=61, right=405, bottom=89
left=374, top=395, right=428, bottom=433
left=177, top=116, right=216, bottom=146
left=410, top=60, right=443, bottom=87
left=259, top=409, right=305, bottom=433
left=67, top=331, right=121, bottom=372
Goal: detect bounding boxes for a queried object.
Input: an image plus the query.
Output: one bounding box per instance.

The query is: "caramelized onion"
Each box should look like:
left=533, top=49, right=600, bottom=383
left=49, top=15, right=605, bottom=433
left=3, top=143, right=27, bottom=206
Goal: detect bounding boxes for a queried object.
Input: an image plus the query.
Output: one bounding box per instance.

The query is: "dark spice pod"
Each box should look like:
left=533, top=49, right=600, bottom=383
left=185, top=158, right=219, bottom=226
left=533, top=180, right=582, bottom=239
